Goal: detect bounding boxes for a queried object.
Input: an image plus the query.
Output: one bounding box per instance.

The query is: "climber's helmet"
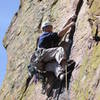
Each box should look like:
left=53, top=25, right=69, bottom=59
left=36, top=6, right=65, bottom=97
left=41, top=21, right=53, bottom=32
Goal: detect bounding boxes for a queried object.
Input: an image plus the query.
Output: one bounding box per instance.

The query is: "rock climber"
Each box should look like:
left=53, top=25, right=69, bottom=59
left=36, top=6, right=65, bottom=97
left=33, top=15, right=76, bottom=81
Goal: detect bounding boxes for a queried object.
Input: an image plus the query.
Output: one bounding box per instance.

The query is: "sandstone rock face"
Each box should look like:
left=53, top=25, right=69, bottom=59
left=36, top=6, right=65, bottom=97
left=0, top=0, right=100, bottom=100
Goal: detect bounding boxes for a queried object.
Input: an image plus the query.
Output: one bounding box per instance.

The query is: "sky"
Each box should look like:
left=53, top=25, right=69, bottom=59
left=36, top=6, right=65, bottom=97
left=0, top=0, right=20, bottom=87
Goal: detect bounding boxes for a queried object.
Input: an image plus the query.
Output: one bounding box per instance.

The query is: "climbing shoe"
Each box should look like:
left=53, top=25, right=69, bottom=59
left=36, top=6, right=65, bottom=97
left=59, top=73, right=65, bottom=81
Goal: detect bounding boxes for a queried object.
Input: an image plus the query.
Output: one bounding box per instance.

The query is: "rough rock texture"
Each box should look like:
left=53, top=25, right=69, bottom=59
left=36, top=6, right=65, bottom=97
left=0, top=0, right=100, bottom=100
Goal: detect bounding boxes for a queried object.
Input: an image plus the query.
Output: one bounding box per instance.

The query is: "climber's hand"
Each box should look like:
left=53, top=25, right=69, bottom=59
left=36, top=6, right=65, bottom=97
left=68, top=21, right=75, bottom=27
left=71, top=15, right=77, bottom=21
left=68, top=15, right=77, bottom=23
left=58, top=21, right=75, bottom=38
left=63, top=15, right=77, bottom=28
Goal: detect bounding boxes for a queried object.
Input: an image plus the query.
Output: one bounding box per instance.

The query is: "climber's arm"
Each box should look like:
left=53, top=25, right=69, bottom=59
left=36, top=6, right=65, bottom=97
left=58, top=21, right=75, bottom=38
left=63, top=15, right=76, bottom=28
left=58, top=15, right=76, bottom=38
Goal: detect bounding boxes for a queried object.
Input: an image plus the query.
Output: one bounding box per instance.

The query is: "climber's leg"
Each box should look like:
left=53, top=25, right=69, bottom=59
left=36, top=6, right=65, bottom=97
left=58, top=38, right=72, bottom=69
left=45, top=61, right=65, bottom=80
left=42, top=47, right=67, bottom=65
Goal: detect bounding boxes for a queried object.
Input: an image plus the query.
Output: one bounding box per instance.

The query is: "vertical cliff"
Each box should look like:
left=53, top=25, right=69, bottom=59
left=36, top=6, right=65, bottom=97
left=0, top=0, right=100, bottom=100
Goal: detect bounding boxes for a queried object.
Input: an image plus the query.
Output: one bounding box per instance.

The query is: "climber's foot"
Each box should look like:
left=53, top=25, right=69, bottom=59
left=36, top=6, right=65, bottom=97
left=59, top=73, right=65, bottom=81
